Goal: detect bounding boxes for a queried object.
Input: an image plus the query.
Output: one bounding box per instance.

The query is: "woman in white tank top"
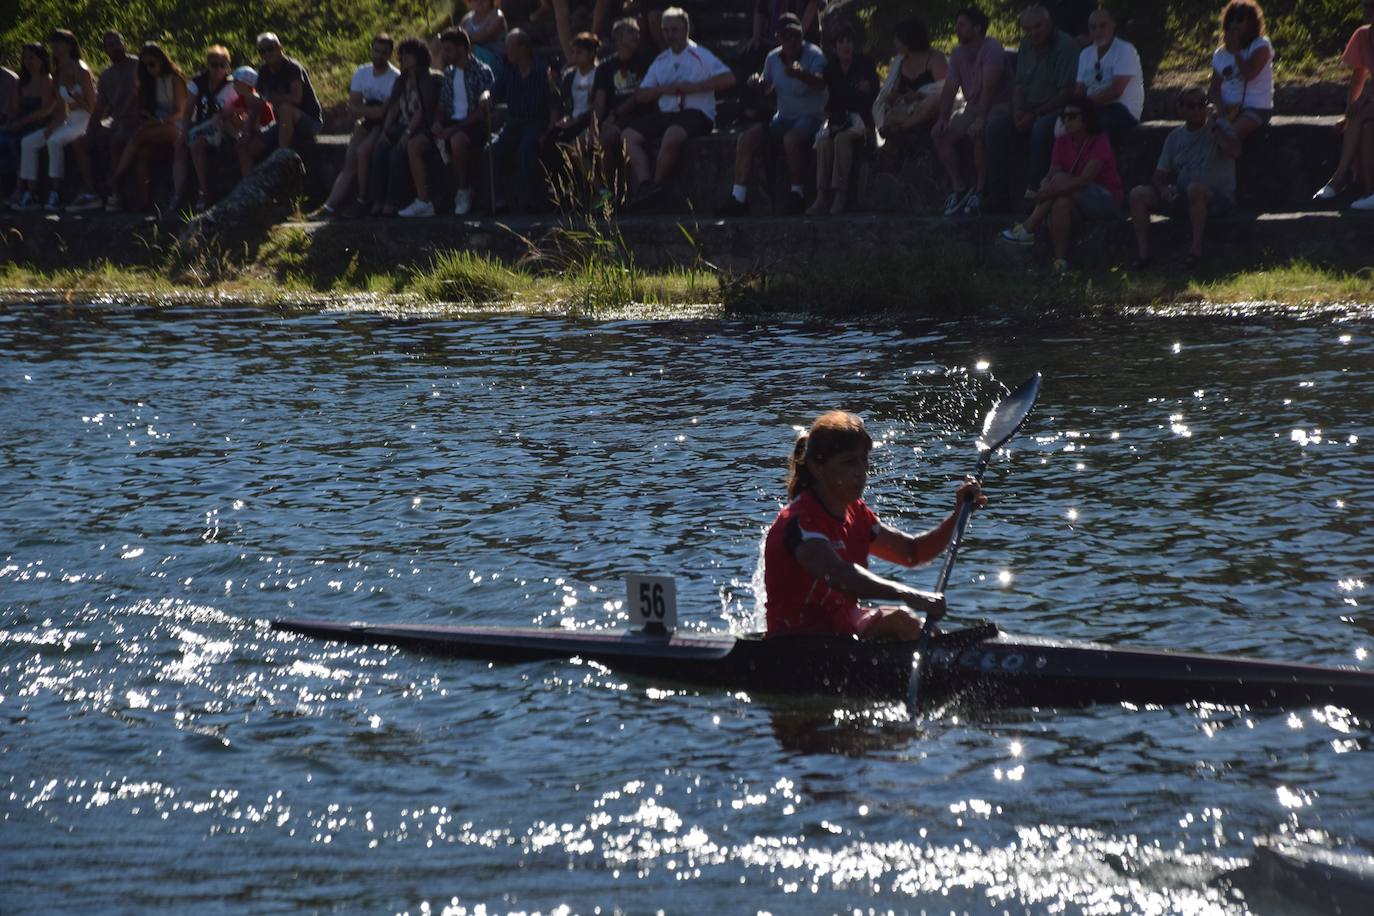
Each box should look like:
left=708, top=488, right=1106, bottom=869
left=14, top=30, right=93, bottom=211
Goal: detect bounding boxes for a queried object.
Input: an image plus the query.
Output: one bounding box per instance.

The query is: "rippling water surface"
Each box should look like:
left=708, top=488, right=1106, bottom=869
left=1, top=301, right=1371, bottom=914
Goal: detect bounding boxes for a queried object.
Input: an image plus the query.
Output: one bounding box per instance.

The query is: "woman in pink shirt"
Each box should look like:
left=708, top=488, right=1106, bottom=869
left=1313, top=1, right=1374, bottom=210
left=998, top=95, right=1121, bottom=272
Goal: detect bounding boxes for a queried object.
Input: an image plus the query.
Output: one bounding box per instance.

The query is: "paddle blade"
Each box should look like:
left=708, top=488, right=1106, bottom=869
left=978, top=372, right=1042, bottom=454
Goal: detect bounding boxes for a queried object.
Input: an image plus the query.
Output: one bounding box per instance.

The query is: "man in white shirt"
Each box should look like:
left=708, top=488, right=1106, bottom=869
left=319, top=34, right=398, bottom=216
left=1073, top=8, right=1143, bottom=140
left=620, top=6, right=735, bottom=208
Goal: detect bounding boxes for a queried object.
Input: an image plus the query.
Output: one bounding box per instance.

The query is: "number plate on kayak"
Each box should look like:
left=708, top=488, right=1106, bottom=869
left=626, top=573, right=677, bottom=634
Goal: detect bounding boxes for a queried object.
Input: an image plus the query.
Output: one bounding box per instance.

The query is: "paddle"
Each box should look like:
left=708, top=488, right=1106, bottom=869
left=907, top=372, right=1042, bottom=717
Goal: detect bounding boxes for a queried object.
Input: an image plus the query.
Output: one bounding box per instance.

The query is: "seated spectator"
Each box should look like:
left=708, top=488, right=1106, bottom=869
left=16, top=30, right=95, bottom=212
left=187, top=67, right=276, bottom=210
left=1208, top=1, right=1273, bottom=146
left=367, top=38, right=442, bottom=218
left=171, top=45, right=236, bottom=208
left=489, top=30, right=555, bottom=213
left=1314, top=1, right=1374, bottom=210
left=2, top=44, right=54, bottom=205
left=317, top=34, right=398, bottom=218
left=551, top=32, right=601, bottom=147
left=433, top=28, right=495, bottom=216
left=987, top=4, right=1078, bottom=211
left=621, top=7, right=735, bottom=209
left=68, top=32, right=139, bottom=211
left=105, top=43, right=186, bottom=211
left=998, top=95, right=1121, bottom=272
left=720, top=14, right=826, bottom=216
left=1074, top=8, right=1144, bottom=142
left=809, top=21, right=878, bottom=216
left=594, top=17, right=653, bottom=137
left=462, top=0, right=509, bottom=72
left=932, top=6, right=1010, bottom=216
left=1126, top=88, right=1240, bottom=269
left=240, top=32, right=323, bottom=171
left=873, top=18, right=947, bottom=145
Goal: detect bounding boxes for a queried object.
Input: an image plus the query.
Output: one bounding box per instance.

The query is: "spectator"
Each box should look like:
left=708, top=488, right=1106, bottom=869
left=1074, top=8, right=1144, bottom=142
left=1047, top=0, right=1096, bottom=48
left=621, top=7, right=735, bottom=209
left=987, top=4, right=1078, bottom=211
left=3, top=44, right=54, bottom=208
left=1313, top=1, right=1374, bottom=210
left=998, top=95, right=1121, bottom=272
left=317, top=34, right=399, bottom=218
left=16, top=30, right=95, bottom=212
left=104, top=43, right=186, bottom=212
left=434, top=28, right=496, bottom=217
left=872, top=18, right=947, bottom=144
left=170, top=45, right=236, bottom=209
left=720, top=14, right=826, bottom=216
left=490, top=30, right=555, bottom=213
left=592, top=17, right=653, bottom=193
left=461, top=0, right=509, bottom=72
left=746, top=0, right=823, bottom=58
left=1208, top=0, right=1273, bottom=146
left=551, top=32, right=601, bottom=147
left=809, top=21, right=878, bottom=216
left=1126, top=88, right=1240, bottom=269
left=68, top=32, right=139, bottom=210
left=367, top=38, right=442, bottom=218
left=932, top=6, right=1010, bottom=217
left=186, top=67, right=276, bottom=211
left=240, top=32, right=323, bottom=171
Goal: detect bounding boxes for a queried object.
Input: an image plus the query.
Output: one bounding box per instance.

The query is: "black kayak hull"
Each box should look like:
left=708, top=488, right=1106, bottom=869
left=270, top=619, right=1374, bottom=714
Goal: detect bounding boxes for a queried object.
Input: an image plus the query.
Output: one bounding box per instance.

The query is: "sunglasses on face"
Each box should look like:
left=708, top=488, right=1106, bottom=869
left=258, top=44, right=277, bottom=54
left=208, top=59, right=229, bottom=68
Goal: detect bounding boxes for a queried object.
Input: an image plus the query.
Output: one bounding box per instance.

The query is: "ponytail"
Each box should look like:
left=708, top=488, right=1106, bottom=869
left=784, top=410, right=873, bottom=501
left=785, top=432, right=813, bottom=501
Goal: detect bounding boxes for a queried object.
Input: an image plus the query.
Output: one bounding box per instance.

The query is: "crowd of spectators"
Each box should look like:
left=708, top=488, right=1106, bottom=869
left=1, top=0, right=1372, bottom=270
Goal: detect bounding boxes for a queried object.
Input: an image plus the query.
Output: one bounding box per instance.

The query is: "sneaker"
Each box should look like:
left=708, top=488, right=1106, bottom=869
left=717, top=195, right=750, bottom=217
left=11, top=191, right=38, bottom=211
left=962, top=190, right=982, bottom=216
left=1312, top=182, right=1339, bottom=202
left=783, top=190, right=806, bottom=216
left=999, top=223, right=1034, bottom=245
left=454, top=188, right=473, bottom=216
left=942, top=188, right=971, bottom=216
left=104, top=194, right=123, bottom=213
left=1352, top=190, right=1374, bottom=211
left=67, top=192, right=103, bottom=212
left=1051, top=258, right=1069, bottom=274
left=44, top=190, right=61, bottom=211
left=398, top=198, right=435, bottom=218
left=308, top=204, right=336, bottom=220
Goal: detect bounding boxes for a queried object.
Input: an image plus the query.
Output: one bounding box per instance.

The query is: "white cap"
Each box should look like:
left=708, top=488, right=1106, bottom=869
left=232, top=66, right=258, bottom=87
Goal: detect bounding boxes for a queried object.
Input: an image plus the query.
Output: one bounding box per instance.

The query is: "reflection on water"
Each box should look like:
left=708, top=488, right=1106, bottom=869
left=1, top=301, right=1371, bottom=914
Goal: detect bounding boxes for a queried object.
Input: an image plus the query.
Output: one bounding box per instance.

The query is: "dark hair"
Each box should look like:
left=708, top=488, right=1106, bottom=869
left=440, top=28, right=471, bottom=51
left=785, top=411, right=873, bottom=501
left=894, top=18, right=931, bottom=53
left=830, top=21, right=857, bottom=46
left=373, top=32, right=395, bottom=52
left=137, top=42, right=184, bottom=114
left=1220, top=0, right=1265, bottom=42
left=572, top=31, right=600, bottom=54
left=956, top=7, right=991, bottom=34
left=1063, top=93, right=1102, bottom=134
left=19, top=42, right=50, bottom=88
left=48, top=29, right=82, bottom=63
left=398, top=36, right=432, bottom=72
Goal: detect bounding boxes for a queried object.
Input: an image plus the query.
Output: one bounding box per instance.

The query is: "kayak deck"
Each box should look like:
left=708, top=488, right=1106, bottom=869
left=270, top=618, right=1374, bottom=714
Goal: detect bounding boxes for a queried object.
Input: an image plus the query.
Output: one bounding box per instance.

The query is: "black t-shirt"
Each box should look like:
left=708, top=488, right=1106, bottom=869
left=824, top=52, right=879, bottom=129
left=257, top=55, right=322, bottom=122
left=592, top=51, right=653, bottom=115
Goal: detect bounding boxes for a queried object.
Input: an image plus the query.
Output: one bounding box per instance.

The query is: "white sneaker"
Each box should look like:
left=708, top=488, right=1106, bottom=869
left=1352, top=191, right=1374, bottom=211
left=105, top=194, right=123, bottom=213
left=44, top=191, right=61, bottom=211
left=999, top=223, right=1034, bottom=245
left=398, top=198, right=435, bottom=218
left=962, top=190, right=982, bottom=216
left=942, top=188, right=971, bottom=216
left=454, top=188, right=473, bottom=216
left=1312, top=182, right=1339, bottom=201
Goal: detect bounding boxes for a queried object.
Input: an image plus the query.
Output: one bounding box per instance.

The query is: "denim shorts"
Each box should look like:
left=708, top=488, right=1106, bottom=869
left=1168, top=186, right=1234, bottom=217
left=1075, top=183, right=1121, bottom=220
left=769, top=112, right=824, bottom=140
left=262, top=112, right=323, bottom=151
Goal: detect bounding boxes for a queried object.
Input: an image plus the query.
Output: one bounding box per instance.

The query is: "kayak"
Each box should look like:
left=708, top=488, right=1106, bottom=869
left=270, top=618, right=1374, bottom=714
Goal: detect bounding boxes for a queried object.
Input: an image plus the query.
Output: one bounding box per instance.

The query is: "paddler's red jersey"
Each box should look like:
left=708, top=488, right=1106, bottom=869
left=763, top=490, right=880, bottom=636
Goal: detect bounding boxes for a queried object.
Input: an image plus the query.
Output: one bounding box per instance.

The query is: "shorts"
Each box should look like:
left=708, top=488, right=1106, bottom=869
left=1074, top=183, right=1122, bottom=220
left=262, top=112, right=323, bottom=151
left=188, top=118, right=228, bottom=149
left=946, top=102, right=1009, bottom=136
left=1236, top=107, right=1272, bottom=126
left=769, top=112, right=824, bottom=141
left=441, top=121, right=489, bottom=149
left=1168, top=185, right=1234, bottom=217
left=626, top=108, right=713, bottom=143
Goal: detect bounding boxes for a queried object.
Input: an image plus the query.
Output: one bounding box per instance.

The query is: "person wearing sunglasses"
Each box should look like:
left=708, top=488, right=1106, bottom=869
left=66, top=32, right=139, bottom=211
left=238, top=32, right=322, bottom=172
left=1312, top=0, right=1374, bottom=211
left=1073, top=7, right=1142, bottom=143
left=1126, top=88, right=1240, bottom=270
left=171, top=45, right=236, bottom=207
left=1207, top=1, right=1273, bottom=146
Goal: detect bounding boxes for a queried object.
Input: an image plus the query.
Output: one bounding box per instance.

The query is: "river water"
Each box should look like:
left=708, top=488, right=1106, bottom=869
left=1, top=300, right=1371, bottom=914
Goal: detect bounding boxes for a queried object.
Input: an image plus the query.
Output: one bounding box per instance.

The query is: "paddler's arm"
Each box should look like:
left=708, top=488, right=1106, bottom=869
left=793, top=537, right=946, bottom=620
left=870, top=477, right=987, bottom=567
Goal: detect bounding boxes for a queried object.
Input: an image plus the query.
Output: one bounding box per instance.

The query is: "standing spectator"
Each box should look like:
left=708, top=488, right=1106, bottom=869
left=720, top=14, right=827, bottom=216
left=873, top=18, right=947, bottom=145
left=1208, top=1, right=1273, bottom=146
left=68, top=32, right=139, bottom=211
left=241, top=32, right=322, bottom=170
left=1074, top=8, right=1144, bottom=142
left=171, top=45, right=236, bottom=208
left=1126, top=88, right=1240, bottom=269
left=999, top=95, right=1121, bottom=272
left=434, top=28, right=495, bottom=217
left=809, top=21, right=878, bottom=215
left=105, top=43, right=186, bottom=212
left=366, top=38, right=442, bottom=218
left=987, top=4, right=1078, bottom=211
left=932, top=6, right=1011, bottom=217
left=461, top=0, right=509, bottom=72
left=3, top=44, right=55, bottom=208
left=621, top=7, right=735, bottom=209
left=16, top=30, right=95, bottom=212
left=316, top=34, right=398, bottom=218
left=1313, top=0, right=1374, bottom=210
left=490, top=30, right=555, bottom=213
left=186, top=67, right=276, bottom=211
